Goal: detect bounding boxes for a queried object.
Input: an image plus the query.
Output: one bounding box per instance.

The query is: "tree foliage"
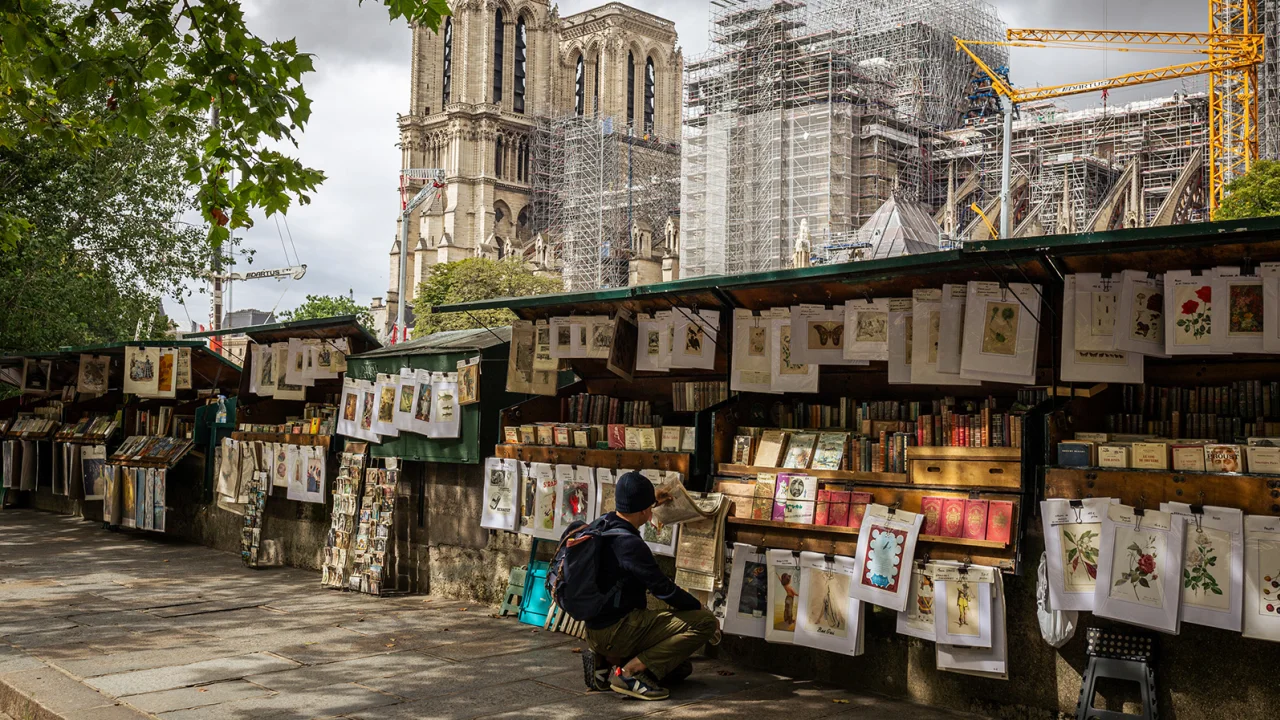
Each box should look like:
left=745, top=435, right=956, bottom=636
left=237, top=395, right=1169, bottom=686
left=1, top=0, right=449, bottom=251
left=414, top=258, right=562, bottom=337
left=1214, top=160, right=1280, bottom=222
left=278, top=293, right=374, bottom=331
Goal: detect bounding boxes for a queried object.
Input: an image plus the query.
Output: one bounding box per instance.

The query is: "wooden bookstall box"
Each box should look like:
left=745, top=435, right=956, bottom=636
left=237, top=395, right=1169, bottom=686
left=1045, top=466, right=1280, bottom=517
left=906, top=446, right=1021, bottom=489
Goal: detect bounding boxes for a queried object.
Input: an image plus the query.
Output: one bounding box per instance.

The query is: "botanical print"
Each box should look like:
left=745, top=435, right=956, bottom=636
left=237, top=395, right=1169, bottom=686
left=854, top=311, right=888, bottom=344
left=981, top=302, right=1019, bottom=356
left=1257, top=541, right=1280, bottom=615
left=360, top=391, right=375, bottom=430
left=807, top=321, right=844, bottom=349
left=1174, top=283, right=1213, bottom=345
left=1228, top=282, right=1264, bottom=336
left=946, top=579, right=979, bottom=636
left=1091, top=291, right=1116, bottom=337
left=377, top=387, right=396, bottom=423
left=803, top=567, right=849, bottom=638
left=1110, top=527, right=1166, bottom=608
left=538, top=480, right=557, bottom=531
left=749, top=326, right=767, bottom=356
left=778, top=325, right=806, bottom=375
left=738, top=561, right=768, bottom=617
left=903, top=315, right=914, bottom=366
left=413, top=383, right=432, bottom=422
left=928, top=312, right=941, bottom=364
left=862, top=524, right=907, bottom=593
left=771, top=566, right=800, bottom=631
left=685, top=324, right=704, bottom=356
left=1060, top=523, right=1100, bottom=592
left=1183, top=526, right=1229, bottom=611
left=1130, top=286, right=1163, bottom=341
left=398, top=383, right=415, bottom=413
left=647, top=330, right=661, bottom=356
left=560, top=480, right=590, bottom=525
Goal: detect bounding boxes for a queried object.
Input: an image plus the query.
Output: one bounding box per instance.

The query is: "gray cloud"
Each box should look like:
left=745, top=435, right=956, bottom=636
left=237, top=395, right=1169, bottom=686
left=171, top=0, right=1218, bottom=324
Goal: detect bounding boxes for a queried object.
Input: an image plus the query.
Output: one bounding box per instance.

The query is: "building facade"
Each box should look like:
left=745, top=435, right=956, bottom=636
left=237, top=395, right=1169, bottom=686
left=383, top=0, right=682, bottom=324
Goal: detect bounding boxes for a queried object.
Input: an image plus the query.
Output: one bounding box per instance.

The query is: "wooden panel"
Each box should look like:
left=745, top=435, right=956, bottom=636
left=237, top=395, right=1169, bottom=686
left=716, top=463, right=908, bottom=486
left=1045, top=467, right=1280, bottom=516
left=905, top=446, right=1021, bottom=461
left=231, top=432, right=331, bottom=447
left=493, top=444, right=690, bottom=474
left=908, top=459, right=1022, bottom=489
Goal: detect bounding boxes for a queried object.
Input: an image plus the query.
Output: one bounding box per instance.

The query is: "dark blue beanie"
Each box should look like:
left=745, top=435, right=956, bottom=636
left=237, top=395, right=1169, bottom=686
left=615, top=471, right=656, bottom=513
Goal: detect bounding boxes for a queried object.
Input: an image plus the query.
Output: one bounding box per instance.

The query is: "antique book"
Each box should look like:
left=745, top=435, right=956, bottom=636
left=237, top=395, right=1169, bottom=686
left=732, top=435, right=755, bottom=465
left=638, top=427, right=658, bottom=452
left=823, top=489, right=851, bottom=526
left=986, top=501, right=1014, bottom=545
left=772, top=473, right=818, bottom=521
left=624, top=426, right=642, bottom=451
left=1057, top=441, right=1095, bottom=467
left=503, top=427, right=520, bottom=444
left=810, top=432, right=849, bottom=471
left=535, top=425, right=554, bottom=446
left=1204, top=444, right=1245, bottom=473
left=681, top=426, right=697, bottom=452
left=1075, top=432, right=1110, bottom=443
left=1171, top=444, right=1208, bottom=472
left=1247, top=445, right=1280, bottom=474
left=963, top=499, right=989, bottom=540
left=607, top=424, right=627, bottom=450
left=1097, top=445, right=1130, bottom=469
left=553, top=426, right=571, bottom=447
left=754, top=430, right=788, bottom=468
left=519, top=425, right=537, bottom=445
left=713, top=479, right=756, bottom=519
left=751, top=473, right=777, bottom=520
left=921, top=496, right=944, bottom=536
left=1131, top=442, right=1170, bottom=470
left=940, top=498, right=966, bottom=538
left=661, top=426, right=682, bottom=452
left=847, top=492, right=873, bottom=530
left=781, top=432, right=818, bottom=469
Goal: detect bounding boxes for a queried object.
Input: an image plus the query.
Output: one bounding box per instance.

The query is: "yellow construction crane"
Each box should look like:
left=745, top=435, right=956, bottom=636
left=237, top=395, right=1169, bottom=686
left=955, top=3, right=1264, bottom=237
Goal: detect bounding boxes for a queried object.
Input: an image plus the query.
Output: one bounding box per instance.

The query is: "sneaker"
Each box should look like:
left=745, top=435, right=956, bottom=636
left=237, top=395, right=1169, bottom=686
left=709, top=628, right=723, bottom=646
left=610, top=669, right=670, bottom=701
left=661, top=659, right=693, bottom=684
left=582, top=650, right=611, bottom=692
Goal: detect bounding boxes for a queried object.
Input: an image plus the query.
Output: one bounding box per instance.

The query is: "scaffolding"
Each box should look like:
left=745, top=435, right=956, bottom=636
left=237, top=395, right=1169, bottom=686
left=1261, top=0, right=1280, bottom=159
left=532, top=116, right=681, bottom=291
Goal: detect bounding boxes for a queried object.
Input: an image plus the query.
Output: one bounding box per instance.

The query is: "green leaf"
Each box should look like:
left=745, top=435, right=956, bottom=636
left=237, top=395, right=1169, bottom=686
left=1211, top=586, right=1223, bottom=595
left=1115, top=577, right=1128, bottom=586
left=1138, top=578, right=1150, bottom=588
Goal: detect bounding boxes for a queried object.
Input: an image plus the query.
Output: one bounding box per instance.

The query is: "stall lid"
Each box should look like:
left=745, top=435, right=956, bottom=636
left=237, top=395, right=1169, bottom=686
left=347, top=327, right=510, bottom=360
left=183, top=315, right=381, bottom=353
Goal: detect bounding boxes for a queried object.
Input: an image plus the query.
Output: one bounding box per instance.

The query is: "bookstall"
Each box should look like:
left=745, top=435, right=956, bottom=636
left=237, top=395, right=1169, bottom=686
left=185, top=316, right=379, bottom=568
left=432, top=215, right=1280, bottom=717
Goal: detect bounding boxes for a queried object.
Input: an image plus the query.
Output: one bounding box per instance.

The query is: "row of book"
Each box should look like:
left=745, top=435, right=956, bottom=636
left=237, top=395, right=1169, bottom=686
left=238, top=408, right=337, bottom=437
left=1104, top=413, right=1268, bottom=444
left=109, top=435, right=195, bottom=466
left=5, top=416, right=59, bottom=438
left=134, top=407, right=175, bottom=437
left=671, top=381, right=729, bottom=412
left=55, top=416, right=120, bottom=442
left=1119, top=381, right=1280, bottom=421
left=1058, top=433, right=1280, bottom=474
left=920, top=496, right=1014, bottom=543
left=716, top=474, right=874, bottom=530
left=560, top=394, right=657, bottom=426
left=504, top=423, right=696, bottom=453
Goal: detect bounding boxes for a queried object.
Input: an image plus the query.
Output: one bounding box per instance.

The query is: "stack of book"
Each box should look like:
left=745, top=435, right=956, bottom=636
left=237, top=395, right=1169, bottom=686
left=109, top=435, right=195, bottom=466
left=1058, top=432, right=1280, bottom=474
left=505, top=422, right=696, bottom=452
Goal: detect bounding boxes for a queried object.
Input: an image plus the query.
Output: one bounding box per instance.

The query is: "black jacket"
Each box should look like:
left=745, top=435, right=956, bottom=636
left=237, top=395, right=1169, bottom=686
left=585, top=512, right=702, bottom=630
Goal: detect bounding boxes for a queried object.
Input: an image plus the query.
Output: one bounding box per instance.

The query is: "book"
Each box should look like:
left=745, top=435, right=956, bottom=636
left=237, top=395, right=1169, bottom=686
left=963, top=499, right=989, bottom=540
left=519, top=425, right=536, bottom=444
left=732, top=435, right=755, bottom=465
left=986, top=500, right=1014, bottom=545
left=661, top=426, right=682, bottom=452
left=810, top=432, right=848, bottom=471
left=681, top=427, right=696, bottom=452
left=754, top=430, right=788, bottom=468
left=847, top=491, right=873, bottom=530
left=503, top=427, right=520, bottom=444
left=824, top=490, right=851, bottom=526
left=1131, top=442, right=1170, bottom=470
left=921, top=496, right=944, bottom=535
left=815, top=490, right=832, bottom=525
left=535, top=425, right=554, bottom=446
left=624, top=427, right=642, bottom=451
left=553, top=426, right=571, bottom=447
left=1057, top=441, right=1095, bottom=467
left=1097, top=445, right=1130, bottom=469
left=1171, top=444, right=1207, bottom=472
left=607, top=424, right=627, bottom=450
left=1204, top=444, right=1245, bottom=473
left=751, top=473, right=777, bottom=520
left=781, top=432, right=817, bottom=469
left=782, top=500, right=815, bottom=524
left=1247, top=446, right=1280, bottom=474
left=940, top=498, right=965, bottom=537
left=638, top=427, right=658, bottom=452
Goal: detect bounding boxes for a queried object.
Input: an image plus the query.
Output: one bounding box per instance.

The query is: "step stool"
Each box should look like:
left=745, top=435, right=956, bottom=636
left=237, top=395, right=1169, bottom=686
left=500, top=566, right=527, bottom=617
left=1077, top=627, right=1157, bottom=720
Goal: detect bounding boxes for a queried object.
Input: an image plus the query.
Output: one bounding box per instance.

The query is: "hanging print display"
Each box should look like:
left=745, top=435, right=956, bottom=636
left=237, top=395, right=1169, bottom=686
left=1244, top=515, right=1280, bottom=642
left=531, top=462, right=559, bottom=541
left=843, top=298, right=892, bottom=361
left=1261, top=262, right=1280, bottom=353
left=851, top=504, right=924, bottom=612
left=790, top=305, right=857, bottom=366
left=731, top=309, right=775, bottom=393
left=1210, top=268, right=1265, bottom=353
left=286, top=445, right=326, bottom=504
left=793, top=552, right=864, bottom=656
left=936, top=572, right=1008, bottom=679
left=959, top=282, right=1041, bottom=385
left=457, top=357, right=481, bottom=405
left=123, top=346, right=160, bottom=395
left=910, top=289, right=978, bottom=386
left=556, top=464, right=594, bottom=528
left=1093, top=503, right=1186, bottom=634
left=1161, top=502, right=1243, bottom=632
left=1073, top=273, right=1119, bottom=351
left=896, top=561, right=938, bottom=641
left=595, top=467, right=617, bottom=516
left=77, top=354, right=110, bottom=395
left=724, top=543, right=768, bottom=639
left=1040, top=497, right=1118, bottom=611
left=670, top=308, right=720, bottom=370
left=480, top=457, right=520, bottom=532
left=769, top=310, right=818, bottom=394
left=1113, top=270, right=1167, bottom=357
left=1164, top=269, right=1223, bottom=355
left=1060, top=275, right=1144, bottom=384
left=937, top=284, right=967, bottom=374
left=887, top=298, right=913, bottom=385
left=932, top=564, right=995, bottom=648
left=636, top=311, right=673, bottom=372
left=765, top=549, right=802, bottom=644
left=393, top=369, right=418, bottom=432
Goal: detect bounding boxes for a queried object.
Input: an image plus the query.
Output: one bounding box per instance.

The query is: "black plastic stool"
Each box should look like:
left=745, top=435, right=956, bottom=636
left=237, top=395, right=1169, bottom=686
left=1076, top=628, right=1157, bottom=720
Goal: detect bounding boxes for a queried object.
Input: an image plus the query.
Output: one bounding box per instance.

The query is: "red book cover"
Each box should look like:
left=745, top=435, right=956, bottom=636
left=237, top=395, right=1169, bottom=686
left=921, top=496, right=943, bottom=536
left=815, top=489, right=831, bottom=526
left=963, top=499, right=989, bottom=540
left=940, top=498, right=966, bottom=537
left=607, top=424, right=627, bottom=449
left=846, top=492, right=873, bottom=531
left=825, top=490, right=851, bottom=526
left=986, top=500, right=1014, bottom=545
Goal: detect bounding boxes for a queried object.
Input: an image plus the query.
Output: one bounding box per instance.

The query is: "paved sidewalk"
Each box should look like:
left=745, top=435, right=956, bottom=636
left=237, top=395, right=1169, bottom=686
left=0, top=509, right=981, bottom=720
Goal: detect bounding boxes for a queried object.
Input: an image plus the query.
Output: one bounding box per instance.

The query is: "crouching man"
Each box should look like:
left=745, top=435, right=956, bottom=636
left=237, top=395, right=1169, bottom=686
left=575, top=471, right=720, bottom=700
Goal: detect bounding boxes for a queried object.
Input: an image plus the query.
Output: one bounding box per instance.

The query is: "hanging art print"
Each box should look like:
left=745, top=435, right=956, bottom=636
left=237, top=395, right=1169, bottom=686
left=896, top=561, right=937, bottom=641
left=1161, top=502, right=1243, bottom=631
left=77, top=355, right=110, bottom=395
left=1041, top=497, right=1116, bottom=611
left=123, top=346, right=160, bottom=395
left=850, top=504, right=924, bottom=612
left=932, top=564, right=995, bottom=648
left=724, top=543, right=768, bottom=639
left=556, top=464, right=594, bottom=527
left=730, top=309, right=774, bottom=394
left=480, top=456, right=519, bottom=532
left=1060, top=275, right=1144, bottom=384
left=1164, top=269, right=1223, bottom=355
left=1094, top=504, right=1185, bottom=634
left=1211, top=269, right=1266, bottom=353
left=765, top=549, right=802, bottom=643
left=1244, top=515, right=1280, bottom=641
left=793, top=552, right=863, bottom=656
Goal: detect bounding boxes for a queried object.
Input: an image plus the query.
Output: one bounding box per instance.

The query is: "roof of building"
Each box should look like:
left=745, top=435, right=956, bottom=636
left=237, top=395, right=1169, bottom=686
left=858, top=195, right=942, bottom=260
left=222, top=309, right=276, bottom=330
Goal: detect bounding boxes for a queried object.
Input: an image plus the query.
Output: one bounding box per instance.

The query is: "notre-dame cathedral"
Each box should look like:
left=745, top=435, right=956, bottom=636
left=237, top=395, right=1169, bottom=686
left=379, top=0, right=682, bottom=324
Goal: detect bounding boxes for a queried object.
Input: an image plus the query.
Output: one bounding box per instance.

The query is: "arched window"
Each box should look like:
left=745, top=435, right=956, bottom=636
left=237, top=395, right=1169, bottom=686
left=627, top=52, right=636, bottom=127
left=644, top=56, right=655, bottom=133
left=493, top=9, right=505, bottom=104
left=574, top=54, right=585, bottom=116
left=441, top=17, right=453, bottom=106
left=495, top=136, right=504, bottom=178
left=514, top=17, right=527, bottom=114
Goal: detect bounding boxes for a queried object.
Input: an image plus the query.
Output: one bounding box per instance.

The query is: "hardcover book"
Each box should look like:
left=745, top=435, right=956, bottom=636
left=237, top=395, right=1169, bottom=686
left=1131, top=442, right=1170, bottom=470
left=754, top=430, right=788, bottom=468
left=536, top=425, right=554, bottom=446
left=847, top=492, right=873, bottom=530
left=810, top=432, right=849, bottom=471
left=1204, top=444, right=1245, bottom=473
left=1097, top=445, right=1130, bottom=469
left=661, top=426, right=681, bottom=452
left=607, top=424, right=627, bottom=449
left=921, top=496, right=944, bottom=536
left=1247, top=446, right=1280, bottom=474
left=986, top=500, right=1014, bottom=545
left=825, top=490, right=851, bottom=526
left=732, top=435, right=755, bottom=465
left=1171, top=444, right=1208, bottom=472
left=940, top=498, right=966, bottom=537
left=781, top=432, right=818, bottom=469
left=963, top=499, right=989, bottom=540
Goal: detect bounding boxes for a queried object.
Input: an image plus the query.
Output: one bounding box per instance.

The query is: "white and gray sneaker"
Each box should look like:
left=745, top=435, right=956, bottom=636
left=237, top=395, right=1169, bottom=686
left=582, top=650, right=612, bottom=692
left=609, top=670, right=670, bottom=701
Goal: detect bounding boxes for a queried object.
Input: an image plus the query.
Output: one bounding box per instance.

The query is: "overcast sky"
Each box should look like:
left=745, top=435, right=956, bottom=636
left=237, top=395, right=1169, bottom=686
left=168, top=0, right=1209, bottom=329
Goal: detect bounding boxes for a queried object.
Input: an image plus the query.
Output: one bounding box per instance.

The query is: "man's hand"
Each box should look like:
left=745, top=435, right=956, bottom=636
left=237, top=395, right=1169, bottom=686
left=653, top=486, right=674, bottom=506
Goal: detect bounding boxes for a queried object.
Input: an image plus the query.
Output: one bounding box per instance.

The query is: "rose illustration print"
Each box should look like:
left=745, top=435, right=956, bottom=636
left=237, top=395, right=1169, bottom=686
left=863, top=525, right=907, bottom=593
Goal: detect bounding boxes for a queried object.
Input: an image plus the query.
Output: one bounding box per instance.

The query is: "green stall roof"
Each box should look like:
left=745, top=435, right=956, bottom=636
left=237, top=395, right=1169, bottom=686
left=183, top=315, right=381, bottom=350
left=427, top=215, right=1280, bottom=317
left=347, top=327, right=510, bottom=360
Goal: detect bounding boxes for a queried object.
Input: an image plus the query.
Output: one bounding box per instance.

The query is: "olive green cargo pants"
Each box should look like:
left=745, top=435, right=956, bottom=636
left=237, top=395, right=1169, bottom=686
left=585, top=607, right=718, bottom=679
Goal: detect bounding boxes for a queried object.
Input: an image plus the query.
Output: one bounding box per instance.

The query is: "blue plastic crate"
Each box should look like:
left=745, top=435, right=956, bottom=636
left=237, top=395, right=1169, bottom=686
left=518, top=560, right=552, bottom=628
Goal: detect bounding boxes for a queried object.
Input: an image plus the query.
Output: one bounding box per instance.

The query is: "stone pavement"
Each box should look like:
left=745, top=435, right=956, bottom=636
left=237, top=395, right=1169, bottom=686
left=0, top=509, right=984, bottom=720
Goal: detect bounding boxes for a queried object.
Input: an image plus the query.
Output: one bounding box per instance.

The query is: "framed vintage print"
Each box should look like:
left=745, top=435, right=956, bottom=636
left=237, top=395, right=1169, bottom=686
left=1073, top=273, right=1119, bottom=352
left=670, top=308, right=719, bottom=370
left=896, top=561, right=938, bottom=641
left=1112, top=270, right=1168, bottom=357
left=1244, top=515, right=1280, bottom=642
left=937, top=283, right=967, bottom=374
left=932, top=564, right=995, bottom=648
left=154, top=349, right=177, bottom=398
left=533, top=319, right=557, bottom=372
left=457, top=357, right=480, bottom=406
left=935, top=573, right=1008, bottom=679
left=427, top=373, right=461, bottom=439
left=481, top=457, right=520, bottom=532
left=605, top=311, right=638, bottom=382
left=1040, top=497, right=1116, bottom=611
left=887, top=298, right=913, bottom=385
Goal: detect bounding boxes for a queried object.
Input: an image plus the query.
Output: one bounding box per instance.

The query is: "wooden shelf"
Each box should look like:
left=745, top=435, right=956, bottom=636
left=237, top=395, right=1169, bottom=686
left=494, top=444, right=691, bottom=474
left=1046, top=466, right=1280, bottom=516
left=716, top=464, right=909, bottom=485
left=726, top=517, right=1008, bottom=549
left=904, top=446, right=1021, bottom=461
